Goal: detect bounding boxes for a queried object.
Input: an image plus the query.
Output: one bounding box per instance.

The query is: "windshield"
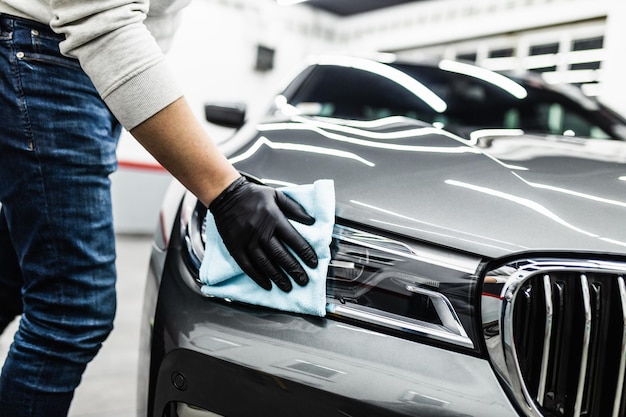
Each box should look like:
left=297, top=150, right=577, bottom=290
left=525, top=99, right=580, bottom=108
left=283, top=60, right=625, bottom=140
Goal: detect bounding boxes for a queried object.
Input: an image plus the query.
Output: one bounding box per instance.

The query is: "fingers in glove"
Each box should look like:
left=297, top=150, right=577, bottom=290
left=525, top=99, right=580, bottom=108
left=234, top=250, right=273, bottom=291
left=275, top=192, right=315, bottom=226
left=249, top=246, right=293, bottom=292
left=274, top=219, right=318, bottom=269
left=266, top=237, right=309, bottom=287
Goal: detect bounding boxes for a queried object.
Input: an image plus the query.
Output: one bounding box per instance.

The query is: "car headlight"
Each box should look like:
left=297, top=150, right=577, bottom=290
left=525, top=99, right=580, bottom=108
left=325, top=224, right=479, bottom=349
left=482, top=257, right=626, bottom=417
left=180, top=192, right=481, bottom=351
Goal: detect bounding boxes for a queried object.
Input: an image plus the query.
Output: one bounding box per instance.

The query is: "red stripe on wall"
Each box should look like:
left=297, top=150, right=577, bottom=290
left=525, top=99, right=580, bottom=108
left=118, top=160, right=168, bottom=173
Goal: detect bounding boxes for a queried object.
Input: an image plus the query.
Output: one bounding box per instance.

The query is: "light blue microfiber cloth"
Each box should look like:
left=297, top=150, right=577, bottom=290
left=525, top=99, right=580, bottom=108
left=199, top=179, right=335, bottom=317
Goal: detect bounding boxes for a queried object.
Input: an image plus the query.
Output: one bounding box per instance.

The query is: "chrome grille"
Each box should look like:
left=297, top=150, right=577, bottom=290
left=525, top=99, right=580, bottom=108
left=482, top=259, right=626, bottom=417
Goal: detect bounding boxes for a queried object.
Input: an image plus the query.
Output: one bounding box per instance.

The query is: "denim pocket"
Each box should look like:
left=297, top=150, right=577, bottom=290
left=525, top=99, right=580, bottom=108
left=3, top=19, right=79, bottom=70
left=19, top=51, right=81, bottom=70
left=20, top=32, right=80, bottom=70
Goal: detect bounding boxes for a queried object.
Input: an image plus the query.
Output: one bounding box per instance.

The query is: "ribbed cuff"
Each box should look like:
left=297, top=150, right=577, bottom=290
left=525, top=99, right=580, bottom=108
left=102, top=59, right=183, bottom=130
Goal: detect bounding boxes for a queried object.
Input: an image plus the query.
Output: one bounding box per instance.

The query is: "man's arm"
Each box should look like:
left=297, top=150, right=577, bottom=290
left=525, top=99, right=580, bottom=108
left=130, top=96, right=318, bottom=292
left=130, top=96, right=240, bottom=206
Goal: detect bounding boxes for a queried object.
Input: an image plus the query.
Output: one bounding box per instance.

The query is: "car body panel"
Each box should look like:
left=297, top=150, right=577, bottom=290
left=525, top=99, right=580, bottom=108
left=146, top=224, right=519, bottom=417
left=229, top=116, right=626, bottom=258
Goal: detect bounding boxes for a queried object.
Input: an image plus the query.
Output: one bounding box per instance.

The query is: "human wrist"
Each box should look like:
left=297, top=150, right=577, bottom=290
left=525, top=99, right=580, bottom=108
left=208, top=176, right=247, bottom=211
left=198, top=165, right=241, bottom=207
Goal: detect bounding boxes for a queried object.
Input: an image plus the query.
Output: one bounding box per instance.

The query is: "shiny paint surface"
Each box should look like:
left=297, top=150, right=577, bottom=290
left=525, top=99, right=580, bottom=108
left=227, top=116, right=626, bottom=258
left=144, top=217, right=519, bottom=417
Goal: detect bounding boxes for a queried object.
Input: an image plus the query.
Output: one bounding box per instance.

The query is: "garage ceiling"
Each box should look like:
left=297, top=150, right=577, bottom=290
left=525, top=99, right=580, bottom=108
left=305, top=0, right=425, bottom=16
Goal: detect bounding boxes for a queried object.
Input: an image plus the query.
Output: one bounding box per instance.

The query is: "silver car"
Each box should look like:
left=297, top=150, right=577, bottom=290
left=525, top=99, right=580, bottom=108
left=137, top=56, right=626, bottom=417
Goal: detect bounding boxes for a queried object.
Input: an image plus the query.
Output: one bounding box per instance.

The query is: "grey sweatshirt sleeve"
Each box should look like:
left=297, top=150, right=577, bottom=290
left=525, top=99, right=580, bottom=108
left=48, top=0, right=186, bottom=130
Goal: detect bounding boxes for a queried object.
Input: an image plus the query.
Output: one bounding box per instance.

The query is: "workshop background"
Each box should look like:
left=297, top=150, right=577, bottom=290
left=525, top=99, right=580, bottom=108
left=0, top=0, right=624, bottom=416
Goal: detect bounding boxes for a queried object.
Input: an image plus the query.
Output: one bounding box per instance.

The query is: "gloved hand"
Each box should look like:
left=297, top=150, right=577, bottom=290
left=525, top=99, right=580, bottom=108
left=209, top=176, right=318, bottom=292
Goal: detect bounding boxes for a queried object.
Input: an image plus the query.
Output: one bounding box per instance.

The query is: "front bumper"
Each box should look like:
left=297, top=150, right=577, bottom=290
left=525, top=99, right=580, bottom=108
left=138, top=211, right=521, bottom=417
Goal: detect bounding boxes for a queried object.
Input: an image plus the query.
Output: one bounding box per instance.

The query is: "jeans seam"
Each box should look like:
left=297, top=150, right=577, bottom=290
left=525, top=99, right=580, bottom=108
left=8, top=42, right=35, bottom=152
left=6, top=32, right=57, bottom=275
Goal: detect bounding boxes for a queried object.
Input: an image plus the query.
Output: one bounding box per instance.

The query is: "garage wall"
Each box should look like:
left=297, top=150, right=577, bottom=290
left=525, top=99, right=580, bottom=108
left=340, top=0, right=609, bottom=50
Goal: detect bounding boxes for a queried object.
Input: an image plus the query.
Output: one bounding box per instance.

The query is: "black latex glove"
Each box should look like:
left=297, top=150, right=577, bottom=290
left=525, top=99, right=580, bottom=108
left=209, top=176, right=318, bottom=292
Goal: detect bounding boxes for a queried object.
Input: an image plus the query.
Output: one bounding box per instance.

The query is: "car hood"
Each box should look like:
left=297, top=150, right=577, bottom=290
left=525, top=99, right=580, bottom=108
left=229, top=116, right=626, bottom=258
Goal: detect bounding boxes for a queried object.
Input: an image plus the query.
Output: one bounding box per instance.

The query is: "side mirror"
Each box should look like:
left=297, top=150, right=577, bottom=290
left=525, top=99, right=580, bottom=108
left=203, top=102, right=246, bottom=128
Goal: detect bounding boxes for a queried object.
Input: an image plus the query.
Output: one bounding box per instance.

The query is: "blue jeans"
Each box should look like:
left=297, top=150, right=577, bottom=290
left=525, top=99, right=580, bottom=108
left=0, top=14, right=122, bottom=416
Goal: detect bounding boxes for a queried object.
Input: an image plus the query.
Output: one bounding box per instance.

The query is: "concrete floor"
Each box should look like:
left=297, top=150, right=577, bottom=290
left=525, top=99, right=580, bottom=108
left=0, top=234, right=152, bottom=417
